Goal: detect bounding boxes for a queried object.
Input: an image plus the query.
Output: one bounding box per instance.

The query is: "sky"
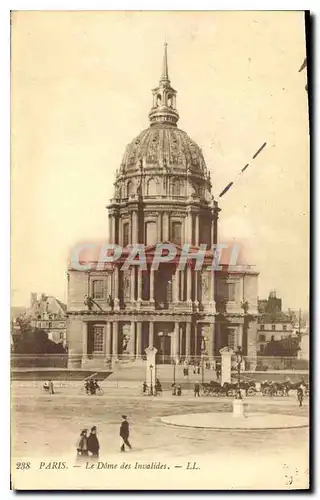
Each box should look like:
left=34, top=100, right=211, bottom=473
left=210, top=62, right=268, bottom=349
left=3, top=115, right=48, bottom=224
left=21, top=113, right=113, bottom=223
left=11, top=11, right=309, bottom=311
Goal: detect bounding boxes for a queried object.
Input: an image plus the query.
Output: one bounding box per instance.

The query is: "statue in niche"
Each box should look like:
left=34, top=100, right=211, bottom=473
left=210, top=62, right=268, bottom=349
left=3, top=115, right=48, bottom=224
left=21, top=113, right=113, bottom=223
left=122, top=333, right=130, bottom=352
left=123, top=273, right=131, bottom=299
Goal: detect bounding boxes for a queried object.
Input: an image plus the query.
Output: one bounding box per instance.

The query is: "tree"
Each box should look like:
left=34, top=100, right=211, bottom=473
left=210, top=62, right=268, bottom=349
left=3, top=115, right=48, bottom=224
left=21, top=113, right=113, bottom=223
left=13, top=313, right=66, bottom=354
left=264, top=336, right=300, bottom=357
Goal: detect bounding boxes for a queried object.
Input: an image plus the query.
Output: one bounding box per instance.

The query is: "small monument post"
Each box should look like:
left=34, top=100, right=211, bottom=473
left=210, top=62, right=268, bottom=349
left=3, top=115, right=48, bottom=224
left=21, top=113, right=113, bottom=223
left=145, top=346, right=158, bottom=396
left=219, top=347, right=233, bottom=385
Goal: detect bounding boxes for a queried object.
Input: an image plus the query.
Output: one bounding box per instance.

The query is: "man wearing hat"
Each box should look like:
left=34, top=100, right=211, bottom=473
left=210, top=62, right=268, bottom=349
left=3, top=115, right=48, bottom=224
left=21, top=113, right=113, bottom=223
left=87, top=426, right=100, bottom=458
left=120, top=415, right=132, bottom=452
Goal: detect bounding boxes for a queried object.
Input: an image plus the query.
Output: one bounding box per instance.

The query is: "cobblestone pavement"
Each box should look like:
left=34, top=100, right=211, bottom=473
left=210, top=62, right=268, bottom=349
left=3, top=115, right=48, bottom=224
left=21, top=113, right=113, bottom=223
left=11, top=384, right=309, bottom=490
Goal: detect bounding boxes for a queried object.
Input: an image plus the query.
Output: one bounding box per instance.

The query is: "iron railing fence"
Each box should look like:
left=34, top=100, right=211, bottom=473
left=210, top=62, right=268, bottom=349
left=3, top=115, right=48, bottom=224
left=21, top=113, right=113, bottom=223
left=11, top=353, right=309, bottom=372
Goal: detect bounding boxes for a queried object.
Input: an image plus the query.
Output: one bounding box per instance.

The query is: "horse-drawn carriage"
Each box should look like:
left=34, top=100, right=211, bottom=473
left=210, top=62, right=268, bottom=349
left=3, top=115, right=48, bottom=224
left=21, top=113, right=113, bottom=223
left=199, top=378, right=308, bottom=398
left=200, top=380, right=257, bottom=397
left=261, top=380, right=308, bottom=397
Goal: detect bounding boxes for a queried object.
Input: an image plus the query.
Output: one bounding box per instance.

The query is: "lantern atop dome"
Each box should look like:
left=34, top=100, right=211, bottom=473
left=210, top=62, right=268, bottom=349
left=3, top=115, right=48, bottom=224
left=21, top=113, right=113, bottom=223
left=148, top=43, right=179, bottom=127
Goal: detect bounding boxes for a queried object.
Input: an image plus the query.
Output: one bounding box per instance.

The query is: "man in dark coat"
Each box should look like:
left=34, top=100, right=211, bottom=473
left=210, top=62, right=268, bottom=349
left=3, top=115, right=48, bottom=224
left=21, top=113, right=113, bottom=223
left=87, top=426, right=100, bottom=458
left=120, top=415, right=132, bottom=452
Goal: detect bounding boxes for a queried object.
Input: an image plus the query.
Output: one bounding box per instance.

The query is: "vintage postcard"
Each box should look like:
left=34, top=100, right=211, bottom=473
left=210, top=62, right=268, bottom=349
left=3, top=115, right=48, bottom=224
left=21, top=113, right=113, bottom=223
left=11, top=10, right=309, bottom=490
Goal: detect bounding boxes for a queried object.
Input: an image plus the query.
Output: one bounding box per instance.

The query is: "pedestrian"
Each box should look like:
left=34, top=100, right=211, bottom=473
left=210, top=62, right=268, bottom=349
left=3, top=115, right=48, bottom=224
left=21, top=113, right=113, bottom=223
left=297, top=387, right=304, bottom=407
left=77, top=429, right=88, bottom=458
left=120, top=415, right=132, bottom=452
left=87, top=426, right=100, bottom=459
left=142, top=381, right=147, bottom=394
left=194, top=382, right=200, bottom=397
left=177, top=385, right=182, bottom=396
left=172, top=383, right=176, bottom=396
left=49, top=380, right=54, bottom=394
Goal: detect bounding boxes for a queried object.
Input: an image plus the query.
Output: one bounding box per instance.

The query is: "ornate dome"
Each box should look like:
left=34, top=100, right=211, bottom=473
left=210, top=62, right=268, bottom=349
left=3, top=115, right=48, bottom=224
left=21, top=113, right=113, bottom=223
left=120, top=124, right=207, bottom=176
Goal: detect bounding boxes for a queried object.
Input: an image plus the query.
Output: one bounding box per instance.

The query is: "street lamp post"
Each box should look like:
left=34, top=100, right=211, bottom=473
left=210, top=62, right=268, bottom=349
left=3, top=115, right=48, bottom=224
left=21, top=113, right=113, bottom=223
left=201, top=336, right=207, bottom=385
left=233, top=346, right=244, bottom=417
left=235, top=346, right=243, bottom=400
left=150, top=364, right=153, bottom=396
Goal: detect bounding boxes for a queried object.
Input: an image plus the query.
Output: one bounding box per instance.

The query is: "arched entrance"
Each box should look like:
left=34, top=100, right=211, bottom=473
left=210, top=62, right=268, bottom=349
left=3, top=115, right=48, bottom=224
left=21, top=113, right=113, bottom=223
left=154, top=322, right=173, bottom=363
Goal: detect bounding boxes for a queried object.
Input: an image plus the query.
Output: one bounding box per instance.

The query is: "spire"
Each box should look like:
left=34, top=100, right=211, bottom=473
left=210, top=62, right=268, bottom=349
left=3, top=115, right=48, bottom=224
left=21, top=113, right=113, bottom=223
left=149, top=43, right=179, bottom=126
left=160, top=42, right=169, bottom=83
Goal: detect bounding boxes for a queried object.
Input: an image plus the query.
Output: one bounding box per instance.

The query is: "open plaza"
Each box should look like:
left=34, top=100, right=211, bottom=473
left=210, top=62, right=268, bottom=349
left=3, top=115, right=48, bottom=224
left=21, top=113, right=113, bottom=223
left=11, top=376, right=309, bottom=490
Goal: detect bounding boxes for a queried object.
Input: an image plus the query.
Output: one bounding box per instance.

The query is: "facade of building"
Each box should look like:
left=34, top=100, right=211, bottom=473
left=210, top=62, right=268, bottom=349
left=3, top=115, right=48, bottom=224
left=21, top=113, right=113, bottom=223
left=257, top=291, right=294, bottom=354
left=29, top=293, right=67, bottom=346
left=67, top=45, right=259, bottom=369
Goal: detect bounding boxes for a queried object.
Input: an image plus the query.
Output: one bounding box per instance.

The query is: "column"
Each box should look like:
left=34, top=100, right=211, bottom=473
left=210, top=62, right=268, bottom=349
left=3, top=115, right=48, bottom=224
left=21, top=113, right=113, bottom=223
left=128, top=321, right=135, bottom=357
left=137, top=268, right=142, bottom=302
left=114, top=265, right=120, bottom=310
left=118, top=218, right=123, bottom=246
left=131, top=267, right=136, bottom=302
left=181, top=269, right=185, bottom=301
left=108, top=215, right=114, bottom=244
left=173, top=322, right=180, bottom=362
left=179, top=326, right=183, bottom=357
left=211, top=220, right=216, bottom=247
left=163, top=212, right=169, bottom=241
left=105, top=322, right=112, bottom=357
left=156, top=214, right=162, bottom=242
left=194, top=271, right=198, bottom=303
left=136, top=321, right=142, bottom=358
left=185, top=322, right=191, bottom=359
left=209, top=270, right=216, bottom=311
left=195, top=214, right=200, bottom=246
left=149, top=321, right=154, bottom=347
left=187, top=265, right=192, bottom=303
left=82, top=322, right=88, bottom=361
left=112, top=321, right=119, bottom=359
left=172, top=273, right=177, bottom=302
left=176, top=269, right=180, bottom=302
left=132, top=211, right=138, bottom=244
left=150, top=269, right=155, bottom=303
left=187, top=209, right=193, bottom=244
left=209, top=322, right=215, bottom=367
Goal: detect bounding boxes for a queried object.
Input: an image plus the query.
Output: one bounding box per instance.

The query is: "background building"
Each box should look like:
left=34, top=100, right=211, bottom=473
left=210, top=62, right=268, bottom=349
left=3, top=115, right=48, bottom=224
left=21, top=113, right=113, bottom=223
left=257, top=291, right=294, bottom=354
left=67, top=45, right=259, bottom=369
left=29, top=293, right=67, bottom=347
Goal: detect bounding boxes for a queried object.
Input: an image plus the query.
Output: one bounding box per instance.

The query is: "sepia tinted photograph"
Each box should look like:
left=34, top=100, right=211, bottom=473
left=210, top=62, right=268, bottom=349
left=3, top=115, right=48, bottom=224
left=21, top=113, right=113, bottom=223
left=11, top=10, right=309, bottom=490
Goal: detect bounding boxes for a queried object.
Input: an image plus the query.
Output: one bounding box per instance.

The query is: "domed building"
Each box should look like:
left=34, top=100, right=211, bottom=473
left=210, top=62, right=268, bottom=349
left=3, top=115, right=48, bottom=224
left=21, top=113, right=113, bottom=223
left=67, top=45, right=259, bottom=370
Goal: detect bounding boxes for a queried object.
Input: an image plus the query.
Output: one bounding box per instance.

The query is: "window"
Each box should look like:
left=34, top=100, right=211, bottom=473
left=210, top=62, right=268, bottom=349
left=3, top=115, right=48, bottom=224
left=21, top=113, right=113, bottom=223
left=283, top=325, right=287, bottom=331
left=172, top=180, right=181, bottom=196
left=259, top=334, right=266, bottom=342
left=93, top=325, right=104, bottom=352
left=272, top=325, right=276, bottom=331
left=260, top=344, right=265, bottom=352
left=171, top=222, right=182, bottom=245
left=92, top=280, right=104, bottom=299
left=227, top=329, right=236, bottom=350
left=227, top=283, right=236, bottom=301
left=48, top=322, right=52, bottom=328
left=217, top=281, right=236, bottom=301
left=145, top=221, right=157, bottom=246
left=260, top=324, right=265, bottom=331
left=123, top=223, right=129, bottom=247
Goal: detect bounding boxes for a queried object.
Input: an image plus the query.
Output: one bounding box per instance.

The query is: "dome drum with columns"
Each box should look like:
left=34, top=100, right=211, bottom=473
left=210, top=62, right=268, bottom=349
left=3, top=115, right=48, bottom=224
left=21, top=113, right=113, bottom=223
left=67, top=44, right=259, bottom=370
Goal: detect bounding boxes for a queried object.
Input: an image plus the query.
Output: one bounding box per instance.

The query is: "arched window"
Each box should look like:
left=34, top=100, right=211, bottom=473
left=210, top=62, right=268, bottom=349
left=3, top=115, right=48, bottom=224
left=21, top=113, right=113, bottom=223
left=147, top=178, right=158, bottom=196
left=123, top=223, right=129, bottom=247
left=167, top=94, right=173, bottom=107
left=172, top=179, right=181, bottom=196
left=171, top=222, right=182, bottom=245
left=145, top=221, right=157, bottom=246
left=156, top=94, right=162, bottom=107
left=126, top=180, right=134, bottom=198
